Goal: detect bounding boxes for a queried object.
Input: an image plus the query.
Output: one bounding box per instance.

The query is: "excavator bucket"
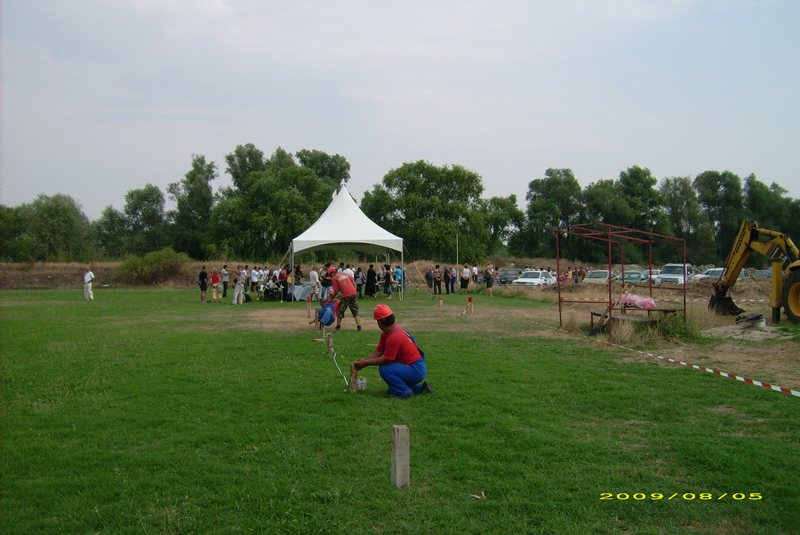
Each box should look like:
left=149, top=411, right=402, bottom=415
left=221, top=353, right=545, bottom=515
left=708, top=295, right=745, bottom=316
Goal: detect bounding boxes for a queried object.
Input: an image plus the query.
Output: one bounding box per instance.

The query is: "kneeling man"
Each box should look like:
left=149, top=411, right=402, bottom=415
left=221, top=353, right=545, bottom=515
left=352, top=305, right=434, bottom=399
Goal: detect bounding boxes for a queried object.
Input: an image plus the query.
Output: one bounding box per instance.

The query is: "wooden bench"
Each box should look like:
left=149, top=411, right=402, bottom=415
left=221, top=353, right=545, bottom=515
left=591, top=307, right=680, bottom=328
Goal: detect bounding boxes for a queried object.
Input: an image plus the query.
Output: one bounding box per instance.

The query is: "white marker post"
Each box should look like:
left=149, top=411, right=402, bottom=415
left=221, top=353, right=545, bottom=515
left=391, top=425, right=410, bottom=488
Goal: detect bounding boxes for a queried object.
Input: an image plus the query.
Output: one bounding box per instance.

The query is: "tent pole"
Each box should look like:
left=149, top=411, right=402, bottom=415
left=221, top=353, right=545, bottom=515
left=289, top=244, right=294, bottom=301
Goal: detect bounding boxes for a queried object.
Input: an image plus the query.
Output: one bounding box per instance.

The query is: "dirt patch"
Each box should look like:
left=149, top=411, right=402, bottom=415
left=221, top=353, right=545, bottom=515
left=709, top=405, right=737, bottom=413
left=614, top=354, right=671, bottom=367
left=613, top=338, right=800, bottom=391
left=242, top=299, right=566, bottom=338
left=701, top=324, right=793, bottom=342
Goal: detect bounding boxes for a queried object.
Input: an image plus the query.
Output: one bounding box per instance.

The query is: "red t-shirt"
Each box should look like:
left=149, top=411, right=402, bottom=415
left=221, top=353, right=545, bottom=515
left=332, top=272, right=357, bottom=298
left=377, top=326, right=421, bottom=365
left=210, top=274, right=220, bottom=284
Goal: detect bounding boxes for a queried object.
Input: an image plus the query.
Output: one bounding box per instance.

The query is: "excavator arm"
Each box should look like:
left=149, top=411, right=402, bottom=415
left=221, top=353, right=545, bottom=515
left=709, top=220, right=800, bottom=323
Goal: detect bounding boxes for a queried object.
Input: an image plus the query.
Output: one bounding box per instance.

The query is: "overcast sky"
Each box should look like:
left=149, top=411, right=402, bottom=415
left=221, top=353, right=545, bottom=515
left=3, top=0, right=799, bottom=220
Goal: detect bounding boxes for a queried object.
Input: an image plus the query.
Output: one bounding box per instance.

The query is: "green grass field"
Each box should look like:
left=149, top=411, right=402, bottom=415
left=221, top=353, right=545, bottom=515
left=1, top=289, right=798, bottom=534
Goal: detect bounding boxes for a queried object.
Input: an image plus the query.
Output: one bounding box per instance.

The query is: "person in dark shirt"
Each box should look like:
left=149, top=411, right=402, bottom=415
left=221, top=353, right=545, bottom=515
left=198, top=266, right=208, bottom=303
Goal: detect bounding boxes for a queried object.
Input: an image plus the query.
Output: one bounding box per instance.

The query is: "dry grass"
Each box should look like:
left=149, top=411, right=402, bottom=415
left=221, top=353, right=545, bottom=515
left=564, top=312, right=578, bottom=333
left=609, top=319, right=636, bottom=344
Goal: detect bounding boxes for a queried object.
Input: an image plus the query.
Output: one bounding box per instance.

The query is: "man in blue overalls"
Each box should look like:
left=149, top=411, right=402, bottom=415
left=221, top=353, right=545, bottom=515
left=352, top=305, right=435, bottom=399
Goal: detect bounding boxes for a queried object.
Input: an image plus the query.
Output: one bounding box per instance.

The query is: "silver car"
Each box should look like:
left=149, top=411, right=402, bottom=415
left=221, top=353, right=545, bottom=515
left=695, top=267, right=747, bottom=281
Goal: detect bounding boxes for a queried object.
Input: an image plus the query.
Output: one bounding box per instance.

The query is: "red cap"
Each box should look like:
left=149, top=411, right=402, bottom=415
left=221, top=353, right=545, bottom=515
left=327, top=267, right=337, bottom=275
left=373, top=304, right=393, bottom=320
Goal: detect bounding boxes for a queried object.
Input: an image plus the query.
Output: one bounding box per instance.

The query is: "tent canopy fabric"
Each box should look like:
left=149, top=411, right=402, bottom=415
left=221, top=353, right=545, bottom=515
left=291, top=185, right=402, bottom=256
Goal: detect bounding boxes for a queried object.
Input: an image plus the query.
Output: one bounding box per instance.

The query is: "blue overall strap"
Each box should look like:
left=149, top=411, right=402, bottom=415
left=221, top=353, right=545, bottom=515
left=389, top=328, right=425, bottom=359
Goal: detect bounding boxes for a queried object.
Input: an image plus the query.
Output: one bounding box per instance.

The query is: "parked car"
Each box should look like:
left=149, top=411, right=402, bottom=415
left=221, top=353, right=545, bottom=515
left=752, top=268, right=772, bottom=278
left=648, top=269, right=661, bottom=279
left=615, top=270, right=650, bottom=283
left=511, top=270, right=556, bottom=287
left=656, top=263, right=696, bottom=284
left=695, top=267, right=747, bottom=281
left=581, top=270, right=611, bottom=285
left=694, top=267, right=725, bottom=281
left=498, top=268, right=523, bottom=284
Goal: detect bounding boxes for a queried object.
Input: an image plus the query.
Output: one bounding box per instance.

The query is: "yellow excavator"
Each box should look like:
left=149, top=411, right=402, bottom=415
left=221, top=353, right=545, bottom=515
left=708, top=220, right=800, bottom=323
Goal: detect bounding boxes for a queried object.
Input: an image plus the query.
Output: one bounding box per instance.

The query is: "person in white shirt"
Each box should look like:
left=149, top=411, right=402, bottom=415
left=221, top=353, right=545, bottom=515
left=220, top=265, right=229, bottom=297
left=258, top=268, right=268, bottom=294
left=83, top=266, right=95, bottom=300
left=460, top=264, right=471, bottom=295
left=251, top=268, right=259, bottom=293
left=309, top=265, right=320, bottom=301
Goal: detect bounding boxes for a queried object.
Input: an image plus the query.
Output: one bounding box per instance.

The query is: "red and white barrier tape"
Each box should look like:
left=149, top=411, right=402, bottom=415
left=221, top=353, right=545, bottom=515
left=659, top=298, right=769, bottom=303
left=530, top=319, right=798, bottom=398
left=563, top=297, right=769, bottom=303
left=605, top=341, right=800, bottom=398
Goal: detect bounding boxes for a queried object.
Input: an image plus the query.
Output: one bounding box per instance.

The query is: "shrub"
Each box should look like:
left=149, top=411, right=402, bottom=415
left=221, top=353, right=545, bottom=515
left=114, top=247, right=191, bottom=285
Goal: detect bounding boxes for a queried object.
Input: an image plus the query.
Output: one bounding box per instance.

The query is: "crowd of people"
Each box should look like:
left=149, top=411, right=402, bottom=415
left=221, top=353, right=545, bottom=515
left=196, top=262, right=412, bottom=305
left=196, top=262, right=596, bottom=306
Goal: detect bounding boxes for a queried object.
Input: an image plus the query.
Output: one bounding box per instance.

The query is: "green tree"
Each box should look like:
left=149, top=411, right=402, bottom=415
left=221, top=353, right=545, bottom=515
left=168, top=154, right=217, bottom=259
left=618, top=165, right=665, bottom=234
left=0, top=204, right=32, bottom=262
left=513, top=168, right=583, bottom=258
left=267, top=146, right=297, bottom=170
left=582, top=179, right=634, bottom=227
left=2, top=194, right=93, bottom=262
left=224, top=143, right=266, bottom=191
left=296, top=149, right=351, bottom=187
left=694, top=170, right=745, bottom=261
left=208, top=195, right=250, bottom=259
left=743, top=174, right=795, bottom=231
left=124, top=184, right=169, bottom=256
left=659, top=176, right=715, bottom=264
left=211, top=147, right=336, bottom=260
left=93, top=206, right=129, bottom=258
left=360, top=160, right=487, bottom=262
left=480, top=195, right=525, bottom=256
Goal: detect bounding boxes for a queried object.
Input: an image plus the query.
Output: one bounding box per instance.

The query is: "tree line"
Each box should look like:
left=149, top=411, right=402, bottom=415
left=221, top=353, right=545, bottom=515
left=2, top=143, right=798, bottom=267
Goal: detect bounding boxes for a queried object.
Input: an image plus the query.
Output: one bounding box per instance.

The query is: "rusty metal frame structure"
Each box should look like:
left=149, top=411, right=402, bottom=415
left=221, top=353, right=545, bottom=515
left=548, top=222, right=688, bottom=331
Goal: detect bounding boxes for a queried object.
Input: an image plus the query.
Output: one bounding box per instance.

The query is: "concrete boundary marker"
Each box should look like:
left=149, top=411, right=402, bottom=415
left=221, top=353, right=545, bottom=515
left=392, top=425, right=410, bottom=488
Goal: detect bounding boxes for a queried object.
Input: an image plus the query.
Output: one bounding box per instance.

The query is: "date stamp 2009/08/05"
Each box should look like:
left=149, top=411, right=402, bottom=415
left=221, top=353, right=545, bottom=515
left=600, top=493, right=762, bottom=501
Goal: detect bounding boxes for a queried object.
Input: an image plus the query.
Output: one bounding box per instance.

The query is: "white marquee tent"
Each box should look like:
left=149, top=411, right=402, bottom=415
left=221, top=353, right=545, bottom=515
left=290, top=185, right=404, bottom=298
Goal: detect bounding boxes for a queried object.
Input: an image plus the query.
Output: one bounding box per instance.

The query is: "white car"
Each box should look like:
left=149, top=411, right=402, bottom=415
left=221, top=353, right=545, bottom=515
left=511, top=270, right=556, bottom=287
left=656, top=263, right=696, bottom=284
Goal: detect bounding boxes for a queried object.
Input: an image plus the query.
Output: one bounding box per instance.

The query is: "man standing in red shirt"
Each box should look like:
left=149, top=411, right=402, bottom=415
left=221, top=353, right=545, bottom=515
left=352, top=305, right=434, bottom=399
left=329, top=266, right=362, bottom=331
